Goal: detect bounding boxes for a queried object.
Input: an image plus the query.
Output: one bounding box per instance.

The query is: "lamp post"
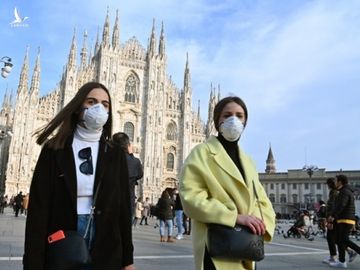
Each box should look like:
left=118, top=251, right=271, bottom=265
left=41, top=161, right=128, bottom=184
left=302, top=164, right=318, bottom=210
left=0, top=56, right=13, bottom=78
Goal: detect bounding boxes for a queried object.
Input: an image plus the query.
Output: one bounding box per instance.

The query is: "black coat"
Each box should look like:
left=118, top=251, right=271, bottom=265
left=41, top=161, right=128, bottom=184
left=330, top=184, right=356, bottom=221
left=156, top=197, right=174, bottom=220
left=23, top=137, right=134, bottom=270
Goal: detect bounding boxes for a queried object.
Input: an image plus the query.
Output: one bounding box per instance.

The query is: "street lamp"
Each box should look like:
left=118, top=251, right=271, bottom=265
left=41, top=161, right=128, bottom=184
left=0, top=56, right=13, bottom=78
left=302, top=164, right=318, bottom=210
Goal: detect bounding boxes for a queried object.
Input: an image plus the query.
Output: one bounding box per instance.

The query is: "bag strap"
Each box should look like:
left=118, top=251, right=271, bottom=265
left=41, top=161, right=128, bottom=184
left=252, top=181, right=264, bottom=221
left=83, top=181, right=102, bottom=238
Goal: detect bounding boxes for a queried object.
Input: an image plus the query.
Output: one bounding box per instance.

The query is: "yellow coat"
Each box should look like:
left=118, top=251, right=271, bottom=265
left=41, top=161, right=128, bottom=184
left=180, top=136, right=276, bottom=270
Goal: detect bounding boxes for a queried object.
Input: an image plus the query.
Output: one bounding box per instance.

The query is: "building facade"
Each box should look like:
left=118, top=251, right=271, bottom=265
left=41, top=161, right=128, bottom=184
left=260, top=147, right=360, bottom=215
left=1, top=11, right=219, bottom=202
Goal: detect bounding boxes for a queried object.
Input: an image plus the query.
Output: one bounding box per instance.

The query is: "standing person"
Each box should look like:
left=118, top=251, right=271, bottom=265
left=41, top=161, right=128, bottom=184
left=157, top=190, right=176, bottom=243
left=323, top=177, right=339, bottom=264
left=133, top=197, right=143, bottom=228
left=180, top=96, right=276, bottom=270
left=112, top=132, right=143, bottom=219
left=328, top=174, right=360, bottom=268
left=23, top=82, right=135, bottom=270
left=0, top=194, right=6, bottom=214
left=140, top=197, right=150, bottom=225
left=174, top=189, right=185, bottom=240
left=22, top=193, right=29, bottom=216
left=14, top=191, right=23, bottom=217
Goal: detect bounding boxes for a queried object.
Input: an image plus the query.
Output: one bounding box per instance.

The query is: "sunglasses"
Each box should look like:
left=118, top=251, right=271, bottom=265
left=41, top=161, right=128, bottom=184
left=78, top=147, right=93, bottom=175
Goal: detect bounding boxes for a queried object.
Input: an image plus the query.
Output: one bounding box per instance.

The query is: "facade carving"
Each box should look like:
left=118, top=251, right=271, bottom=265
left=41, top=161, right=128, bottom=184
left=1, top=11, right=219, bottom=202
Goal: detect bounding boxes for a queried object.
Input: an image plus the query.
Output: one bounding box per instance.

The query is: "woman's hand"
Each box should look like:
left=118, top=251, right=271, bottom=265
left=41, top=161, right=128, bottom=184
left=236, top=214, right=265, bottom=236
left=121, top=264, right=135, bottom=270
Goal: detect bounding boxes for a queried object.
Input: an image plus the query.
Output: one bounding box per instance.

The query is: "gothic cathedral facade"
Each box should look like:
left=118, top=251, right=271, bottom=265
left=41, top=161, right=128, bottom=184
left=1, top=10, right=220, bottom=202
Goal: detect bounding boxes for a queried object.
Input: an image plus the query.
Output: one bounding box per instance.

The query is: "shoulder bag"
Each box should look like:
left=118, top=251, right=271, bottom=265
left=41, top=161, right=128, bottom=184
left=207, top=181, right=265, bottom=261
left=46, top=181, right=101, bottom=270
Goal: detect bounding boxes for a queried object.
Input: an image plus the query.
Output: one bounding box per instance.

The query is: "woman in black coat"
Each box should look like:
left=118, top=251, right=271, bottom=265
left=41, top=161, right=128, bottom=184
left=23, top=82, right=135, bottom=270
left=156, top=190, right=175, bottom=242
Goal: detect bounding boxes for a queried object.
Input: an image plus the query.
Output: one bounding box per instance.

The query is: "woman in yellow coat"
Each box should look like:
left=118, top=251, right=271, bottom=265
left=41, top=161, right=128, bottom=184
left=180, top=96, right=275, bottom=270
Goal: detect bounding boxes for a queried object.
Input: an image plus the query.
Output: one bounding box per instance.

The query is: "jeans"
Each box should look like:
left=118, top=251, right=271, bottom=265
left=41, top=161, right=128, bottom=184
left=159, top=219, right=173, bottom=237
left=175, top=210, right=184, bottom=235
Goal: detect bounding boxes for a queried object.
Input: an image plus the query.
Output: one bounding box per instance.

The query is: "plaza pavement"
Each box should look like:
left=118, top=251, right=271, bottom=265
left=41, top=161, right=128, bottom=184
left=0, top=207, right=359, bottom=270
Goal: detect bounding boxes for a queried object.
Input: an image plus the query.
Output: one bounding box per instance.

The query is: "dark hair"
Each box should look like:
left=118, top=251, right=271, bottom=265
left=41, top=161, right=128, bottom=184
left=161, top=190, right=170, bottom=199
left=213, top=96, right=248, bottom=131
left=336, top=174, right=348, bottom=186
left=112, top=132, right=130, bottom=152
left=35, top=82, right=112, bottom=149
left=326, top=177, right=336, bottom=190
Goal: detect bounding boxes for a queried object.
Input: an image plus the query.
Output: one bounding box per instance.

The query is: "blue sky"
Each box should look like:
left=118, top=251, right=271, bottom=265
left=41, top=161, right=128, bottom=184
left=0, top=0, right=359, bottom=172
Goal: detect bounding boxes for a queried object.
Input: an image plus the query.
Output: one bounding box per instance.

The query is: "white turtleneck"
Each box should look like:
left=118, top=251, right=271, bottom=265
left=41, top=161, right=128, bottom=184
left=72, top=124, right=102, bottom=214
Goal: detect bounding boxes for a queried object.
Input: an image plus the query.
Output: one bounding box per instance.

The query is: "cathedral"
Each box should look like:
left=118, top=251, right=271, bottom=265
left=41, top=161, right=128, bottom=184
left=0, top=10, right=220, bottom=202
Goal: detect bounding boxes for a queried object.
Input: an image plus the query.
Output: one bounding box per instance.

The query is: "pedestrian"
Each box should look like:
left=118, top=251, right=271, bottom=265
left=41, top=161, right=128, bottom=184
left=0, top=194, right=6, bottom=214
left=156, top=189, right=176, bottom=243
left=173, top=189, right=185, bottom=239
left=133, top=197, right=143, bottom=228
left=22, top=193, right=29, bottom=216
left=23, top=82, right=135, bottom=270
left=112, top=132, right=143, bottom=219
left=14, top=191, right=23, bottom=217
left=139, top=197, right=150, bottom=225
left=328, top=174, right=360, bottom=268
left=180, top=96, right=276, bottom=270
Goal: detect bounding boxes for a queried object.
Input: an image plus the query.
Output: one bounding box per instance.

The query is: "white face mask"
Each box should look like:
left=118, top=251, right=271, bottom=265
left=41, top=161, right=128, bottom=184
left=82, top=103, right=109, bottom=131
left=219, top=116, right=244, bottom=142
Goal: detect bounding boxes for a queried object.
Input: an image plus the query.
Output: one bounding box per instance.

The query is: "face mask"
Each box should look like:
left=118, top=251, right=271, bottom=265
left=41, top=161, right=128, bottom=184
left=82, top=103, right=109, bottom=131
left=219, top=116, right=244, bottom=142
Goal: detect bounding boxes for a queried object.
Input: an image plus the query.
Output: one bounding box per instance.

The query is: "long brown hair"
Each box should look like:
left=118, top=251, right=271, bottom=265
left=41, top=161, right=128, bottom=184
left=35, top=82, right=113, bottom=149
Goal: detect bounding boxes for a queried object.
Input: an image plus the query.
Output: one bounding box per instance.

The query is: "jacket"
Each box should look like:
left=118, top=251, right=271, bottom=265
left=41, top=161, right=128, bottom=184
left=330, top=184, right=356, bottom=222
left=23, top=136, right=134, bottom=270
left=156, top=197, right=174, bottom=220
left=180, top=136, right=276, bottom=270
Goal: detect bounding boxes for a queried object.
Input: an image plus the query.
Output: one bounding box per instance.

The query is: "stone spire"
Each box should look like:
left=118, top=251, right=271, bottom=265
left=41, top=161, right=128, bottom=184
left=265, top=143, right=276, bottom=174
left=206, top=83, right=217, bottom=137
left=184, top=53, right=191, bottom=90
left=95, top=26, right=100, bottom=54
left=29, top=47, right=40, bottom=96
left=2, top=87, right=8, bottom=108
left=18, top=46, right=29, bottom=95
left=102, top=7, right=110, bottom=46
left=148, top=18, right=156, bottom=58
left=80, top=30, right=88, bottom=69
left=158, top=21, right=165, bottom=58
left=68, top=28, right=77, bottom=68
left=197, top=99, right=200, bottom=119
left=112, top=9, right=120, bottom=49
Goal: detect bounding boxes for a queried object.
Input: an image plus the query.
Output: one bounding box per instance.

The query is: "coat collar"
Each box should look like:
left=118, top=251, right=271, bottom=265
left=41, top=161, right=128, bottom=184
left=205, top=136, right=251, bottom=187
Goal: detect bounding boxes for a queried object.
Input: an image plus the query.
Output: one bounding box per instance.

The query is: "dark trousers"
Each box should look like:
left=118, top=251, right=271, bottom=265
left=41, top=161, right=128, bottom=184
left=140, top=216, right=148, bottom=225
left=336, top=223, right=360, bottom=262
left=326, top=225, right=337, bottom=256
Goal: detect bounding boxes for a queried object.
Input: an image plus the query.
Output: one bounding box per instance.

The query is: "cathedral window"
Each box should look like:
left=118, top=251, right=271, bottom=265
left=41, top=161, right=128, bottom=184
left=124, top=122, right=135, bottom=142
left=166, top=122, right=177, bottom=140
left=166, top=153, right=174, bottom=170
left=125, top=73, right=139, bottom=103
left=280, top=194, right=287, bottom=203
left=292, top=194, right=298, bottom=203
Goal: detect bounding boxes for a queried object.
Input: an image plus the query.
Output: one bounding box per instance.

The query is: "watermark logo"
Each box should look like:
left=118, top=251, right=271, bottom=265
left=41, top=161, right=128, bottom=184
left=10, top=7, right=29, bottom=27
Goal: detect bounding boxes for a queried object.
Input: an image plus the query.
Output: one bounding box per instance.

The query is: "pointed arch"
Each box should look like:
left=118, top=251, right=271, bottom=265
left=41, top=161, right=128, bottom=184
left=166, top=153, right=174, bottom=170
left=166, top=122, right=177, bottom=141
left=123, top=121, right=134, bottom=142
left=124, top=71, right=140, bottom=103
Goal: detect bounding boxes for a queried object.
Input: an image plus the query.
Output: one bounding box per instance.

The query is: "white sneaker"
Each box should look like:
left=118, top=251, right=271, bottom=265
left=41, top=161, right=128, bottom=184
left=323, top=257, right=336, bottom=264
left=176, top=234, right=184, bottom=240
left=329, top=260, right=347, bottom=268
left=348, top=250, right=358, bottom=263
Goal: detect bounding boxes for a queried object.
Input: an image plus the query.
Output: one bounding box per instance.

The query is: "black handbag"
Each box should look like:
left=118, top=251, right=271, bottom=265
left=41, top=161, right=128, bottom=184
left=46, top=182, right=102, bottom=270
left=207, top=181, right=265, bottom=261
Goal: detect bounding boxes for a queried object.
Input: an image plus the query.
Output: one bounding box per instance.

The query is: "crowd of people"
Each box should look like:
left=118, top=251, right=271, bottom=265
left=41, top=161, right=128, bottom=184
left=0, top=192, right=29, bottom=217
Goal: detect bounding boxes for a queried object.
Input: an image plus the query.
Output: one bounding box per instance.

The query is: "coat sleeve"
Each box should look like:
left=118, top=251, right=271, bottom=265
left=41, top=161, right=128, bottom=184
left=118, top=149, right=134, bottom=267
left=23, top=145, right=53, bottom=270
left=179, top=145, right=238, bottom=227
